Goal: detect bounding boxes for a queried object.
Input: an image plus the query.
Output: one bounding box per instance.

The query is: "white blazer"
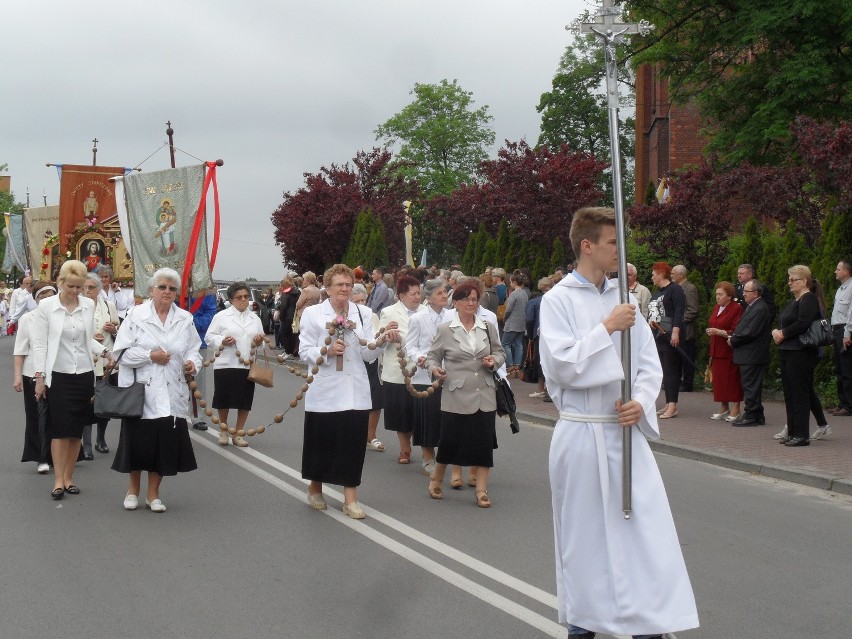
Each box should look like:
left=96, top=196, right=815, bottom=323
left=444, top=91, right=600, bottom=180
left=112, top=300, right=202, bottom=420
left=378, top=301, right=419, bottom=384
left=92, top=297, right=119, bottom=376
left=204, top=306, right=265, bottom=370
left=299, top=299, right=382, bottom=413
left=30, top=295, right=103, bottom=387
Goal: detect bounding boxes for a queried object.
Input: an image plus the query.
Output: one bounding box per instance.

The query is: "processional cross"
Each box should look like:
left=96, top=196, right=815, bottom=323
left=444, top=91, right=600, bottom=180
left=575, top=0, right=654, bottom=520
left=92, top=137, right=99, bottom=166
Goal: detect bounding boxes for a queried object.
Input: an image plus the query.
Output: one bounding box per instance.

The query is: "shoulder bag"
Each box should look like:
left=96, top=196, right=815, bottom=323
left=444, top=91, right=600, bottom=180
left=799, top=318, right=833, bottom=348
left=247, top=344, right=274, bottom=388
left=93, top=351, right=145, bottom=419
left=485, top=324, right=520, bottom=434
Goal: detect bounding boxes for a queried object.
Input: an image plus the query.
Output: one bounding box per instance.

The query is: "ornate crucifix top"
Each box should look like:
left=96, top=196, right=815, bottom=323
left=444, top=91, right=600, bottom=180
left=577, top=0, right=655, bottom=104
left=92, top=137, right=99, bottom=166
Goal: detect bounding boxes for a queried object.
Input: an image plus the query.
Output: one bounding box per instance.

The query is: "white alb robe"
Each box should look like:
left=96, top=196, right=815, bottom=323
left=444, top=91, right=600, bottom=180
left=540, top=273, right=698, bottom=636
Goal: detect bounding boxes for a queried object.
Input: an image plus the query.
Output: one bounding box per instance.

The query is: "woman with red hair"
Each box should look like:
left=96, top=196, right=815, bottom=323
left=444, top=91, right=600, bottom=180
left=706, top=281, right=743, bottom=421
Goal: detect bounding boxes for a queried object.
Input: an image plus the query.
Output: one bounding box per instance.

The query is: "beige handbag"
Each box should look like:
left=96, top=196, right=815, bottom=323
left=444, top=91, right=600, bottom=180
left=703, top=358, right=713, bottom=385
left=247, top=346, right=274, bottom=388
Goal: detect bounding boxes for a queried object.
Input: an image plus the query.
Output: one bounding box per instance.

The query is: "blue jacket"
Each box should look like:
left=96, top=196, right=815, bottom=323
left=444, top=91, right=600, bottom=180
left=526, top=294, right=543, bottom=340
left=191, top=292, right=218, bottom=349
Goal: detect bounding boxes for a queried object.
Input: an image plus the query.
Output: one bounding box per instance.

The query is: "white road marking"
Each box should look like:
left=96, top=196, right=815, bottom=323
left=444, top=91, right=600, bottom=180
left=192, top=431, right=567, bottom=638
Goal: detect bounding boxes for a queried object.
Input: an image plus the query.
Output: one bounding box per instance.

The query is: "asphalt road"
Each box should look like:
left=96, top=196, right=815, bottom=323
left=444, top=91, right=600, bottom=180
left=1, top=337, right=850, bottom=638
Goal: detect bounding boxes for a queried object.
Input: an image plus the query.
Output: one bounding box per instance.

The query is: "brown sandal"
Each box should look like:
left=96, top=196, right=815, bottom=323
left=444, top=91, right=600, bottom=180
left=475, top=491, right=491, bottom=508
left=398, top=450, right=411, bottom=464
left=428, top=480, right=443, bottom=500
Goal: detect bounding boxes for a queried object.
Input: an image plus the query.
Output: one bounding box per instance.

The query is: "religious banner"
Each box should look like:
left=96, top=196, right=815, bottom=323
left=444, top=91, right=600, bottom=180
left=57, top=164, right=127, bottom=252
left=2, top=213, right=28, bottom=274
left=23, top=205, right=60, bottom=276
left=122, top=164, right=214, bottom=299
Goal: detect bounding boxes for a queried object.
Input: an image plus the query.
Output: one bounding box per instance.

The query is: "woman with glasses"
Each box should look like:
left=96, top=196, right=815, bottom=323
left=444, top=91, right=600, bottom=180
left=772, top=265, right=828, bottom=447
left=205, top=282, right=265, bottom=447
left=425, top=280, right=506, bottom=508
left=81, top=272, right=119, bottom=457
left=110, top=268, right=202, bottom=512
left=299, top=264, right=392, bottom=519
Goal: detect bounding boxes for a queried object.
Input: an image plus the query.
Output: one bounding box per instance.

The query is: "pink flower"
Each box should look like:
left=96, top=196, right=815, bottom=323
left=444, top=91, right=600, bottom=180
left=336, top=315, right=346, bottom=325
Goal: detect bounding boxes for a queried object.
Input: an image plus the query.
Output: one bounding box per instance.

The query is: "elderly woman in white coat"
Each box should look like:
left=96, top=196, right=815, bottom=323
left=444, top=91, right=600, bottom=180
left=299, top=264, right=393, bottom=520
left=14, top=281, right=57, bottom=474
left=378, top=275, right=422, bottom=466
left=81, top=272, right=119, bottom=458
left=405, top=278, right=449, bottom=477
left=204, top=281, right=265, bottom=448
left=426, top=280, right=506, bottom=508
left=110, top=268, right=202, bottom=513
left=32, top=261, right=110, bottom=500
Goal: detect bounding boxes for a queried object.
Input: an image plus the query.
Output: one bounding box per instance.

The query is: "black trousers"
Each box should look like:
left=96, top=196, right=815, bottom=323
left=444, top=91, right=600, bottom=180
left=833, top=325, right=852, bottom=410
left=779, top=349, right=821, bottom=439
left=680, top=337, right=696, bottom=390
left=657, top=341, right=682, bottom=404
left=738, top=363, right=767, bottom=419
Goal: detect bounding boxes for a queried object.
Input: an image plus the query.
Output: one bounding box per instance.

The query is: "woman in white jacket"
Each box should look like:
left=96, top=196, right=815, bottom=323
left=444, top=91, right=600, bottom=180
left=32, top=261, right=108, bottom=500
left=204, top=282, right=265, bottom=448
left=110, top=268, right=202, bottom=513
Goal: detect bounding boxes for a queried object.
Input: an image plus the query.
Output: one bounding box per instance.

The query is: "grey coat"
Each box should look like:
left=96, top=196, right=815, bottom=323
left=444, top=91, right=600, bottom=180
left=426, top=318, right=506, bottom=415
left=503, top=287, right=529, bottom=333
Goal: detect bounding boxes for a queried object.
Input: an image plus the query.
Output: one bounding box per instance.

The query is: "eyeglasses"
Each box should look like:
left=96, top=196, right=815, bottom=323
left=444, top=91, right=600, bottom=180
left=156, top=284, right=178, bottom=292
left=232, top=294, right=250, bottom=300
left=742, top=288, right=756, bottom=293
left=788, top=278, right=803, bottom=283
left=332, top=282, right=353, bottom=289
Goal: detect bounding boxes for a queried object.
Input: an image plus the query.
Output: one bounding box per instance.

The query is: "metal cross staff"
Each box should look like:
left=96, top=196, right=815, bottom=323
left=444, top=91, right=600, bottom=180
left=576, top=1, right=654, bottom=519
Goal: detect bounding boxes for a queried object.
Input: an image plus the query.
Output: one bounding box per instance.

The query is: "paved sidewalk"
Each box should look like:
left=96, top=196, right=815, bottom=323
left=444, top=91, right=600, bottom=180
left=512, top=378, right=852, bottom=496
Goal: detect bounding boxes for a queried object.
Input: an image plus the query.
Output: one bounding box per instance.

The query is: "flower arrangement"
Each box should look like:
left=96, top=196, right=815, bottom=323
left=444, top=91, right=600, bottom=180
left=39, top=234, right=59, bottom=279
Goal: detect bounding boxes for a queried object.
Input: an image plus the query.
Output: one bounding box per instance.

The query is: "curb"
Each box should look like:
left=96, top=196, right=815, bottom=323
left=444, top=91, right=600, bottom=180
left=516, top=410, right=852, bottom=497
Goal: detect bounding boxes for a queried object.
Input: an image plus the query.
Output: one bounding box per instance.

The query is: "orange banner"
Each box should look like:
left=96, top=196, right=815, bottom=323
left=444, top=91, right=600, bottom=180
left=58, top=164, right=126, bottom=252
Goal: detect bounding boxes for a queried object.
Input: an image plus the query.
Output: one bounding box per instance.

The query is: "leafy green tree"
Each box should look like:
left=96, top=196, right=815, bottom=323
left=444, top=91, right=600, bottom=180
left=537, top=28, right=635, bottom=204
left=364, top=216, right=389, bottom=271
left=375, top=79, right=495, bottom=197
left=628, top=0, right=852, bottom=165
left=481, top=238, right=497, bottom=276
left=531, top=248, right=550, bottom=288
left=549, top=237, right=566, bottom=274
left=493, top=217, right=511, bottom=268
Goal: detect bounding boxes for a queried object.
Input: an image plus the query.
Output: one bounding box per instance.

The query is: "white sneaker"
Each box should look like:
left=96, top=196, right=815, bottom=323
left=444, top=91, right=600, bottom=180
left=773, top=425, right=788, bottom=440
left=146, top=498, right=167, bottom=513
left=529, top=391, right=547, bottom=398
left=812, top=425, right=831, bottom=440
left=123, top=493, right=139, bottom=510
left=710, top=411, right=729, bottom=420
left=218, top=432, right=229, bottom=446
left=37, top=463, right=50, bottom=474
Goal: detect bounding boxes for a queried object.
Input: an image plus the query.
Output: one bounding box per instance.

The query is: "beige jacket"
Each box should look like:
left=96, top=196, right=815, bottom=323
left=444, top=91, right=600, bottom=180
left=426, top=315, right=506, bottom=415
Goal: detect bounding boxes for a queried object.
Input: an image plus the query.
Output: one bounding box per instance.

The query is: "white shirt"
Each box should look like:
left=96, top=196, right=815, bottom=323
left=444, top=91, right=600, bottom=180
left=52, top=305, right=94, bottom=374
left=205, top=306, right=265, bottom=369
left=831, top=278, right=852, bottom=339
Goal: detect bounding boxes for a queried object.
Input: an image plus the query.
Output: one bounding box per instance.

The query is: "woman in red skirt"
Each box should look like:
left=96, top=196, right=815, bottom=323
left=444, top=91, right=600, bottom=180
left=706, top=281, right=744, bottom=421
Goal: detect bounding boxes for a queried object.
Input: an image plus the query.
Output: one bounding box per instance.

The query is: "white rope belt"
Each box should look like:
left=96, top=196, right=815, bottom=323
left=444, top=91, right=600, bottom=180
left=559, top=411, right=618, bottom=423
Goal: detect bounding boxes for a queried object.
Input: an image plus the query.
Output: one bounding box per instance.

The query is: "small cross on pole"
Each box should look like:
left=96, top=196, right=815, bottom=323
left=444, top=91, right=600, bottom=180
left=92, top=137, right=99, bottom=166
left=576, top=0, right=654, bottom=521
left=166, top=121, right=176, bottom=169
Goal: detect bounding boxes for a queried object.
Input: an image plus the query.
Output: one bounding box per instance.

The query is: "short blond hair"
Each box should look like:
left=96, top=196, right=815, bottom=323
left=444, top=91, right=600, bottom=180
left=569, top=207, right=617, bottom=257
left=788, top=264, right=812, bottom=287
left=57, top=260, right=87, bottom=286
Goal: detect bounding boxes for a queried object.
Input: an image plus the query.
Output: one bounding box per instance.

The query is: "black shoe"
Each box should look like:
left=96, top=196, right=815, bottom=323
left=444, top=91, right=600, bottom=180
left=193, top=422, right=208, bottom=431
left=51, top=487, right=65, bottom=500
left=784, top=437, right=810, bottom=447
left=543, top=395, right=553, bottom=403
left=94, top=442, right=110, bottom=454
left=732, top=416, right=765, bottom=426
left=83, top=452, right=94, bottom=461
left=679, top=384, right=693, bottom=392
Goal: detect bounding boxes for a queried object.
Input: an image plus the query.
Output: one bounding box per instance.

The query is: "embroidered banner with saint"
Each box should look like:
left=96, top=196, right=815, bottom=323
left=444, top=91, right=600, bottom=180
left=23, top=205, right=61, bottom=275
left=57, top=164, right=126, bottom=251
left=123, top=164, right=213, bottom=298
left=2, top=213, right=27, bottom=274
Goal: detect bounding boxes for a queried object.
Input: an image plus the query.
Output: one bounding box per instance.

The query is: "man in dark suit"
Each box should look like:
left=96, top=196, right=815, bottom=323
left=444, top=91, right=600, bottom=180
left=728, top=279, right=773, bottom=426
left=734, top=264, right=776, bottom=318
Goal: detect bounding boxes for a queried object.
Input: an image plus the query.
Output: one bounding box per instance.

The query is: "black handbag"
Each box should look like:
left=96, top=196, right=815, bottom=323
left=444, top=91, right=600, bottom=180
left=485, top=325, right=520, bottom=434
left=93, top=353, right=145, bottom=419
left=799, top=318, right=833, bottom=348
left=521, top=341, right=539, bottom=384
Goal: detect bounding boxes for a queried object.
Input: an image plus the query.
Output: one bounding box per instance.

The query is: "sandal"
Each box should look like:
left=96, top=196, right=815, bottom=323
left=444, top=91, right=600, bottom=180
left=467, top=476, right=477, bottom=488
left=428, top=480, right=443, bottom=500
left=475, top=491, right=491, bottom=508
left=450, top=477, right=463, bottom=489
left=398, top=450, right=411, bottom=464
left=51, top=487, right=64, bottom=500
left=366, top=438, right=385, bottom=452
left=64, top=484, right=80, bottom=495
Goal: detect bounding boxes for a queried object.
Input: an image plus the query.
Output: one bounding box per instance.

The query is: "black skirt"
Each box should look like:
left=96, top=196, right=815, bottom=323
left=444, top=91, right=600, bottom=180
left=435, top=410, right=497, bottom=468
left=412, top=385, right=441, bottom=448
left=302, top=410, right=369, bottom=487
left=111, top=416, right=197, bottom=476
left=365, top=360, right=383, bottom=410
left=382, top=382, right=414, bottom=432
left=46, top=371, right=95, bottom=440
left=212, top=367, right=256, bottom=411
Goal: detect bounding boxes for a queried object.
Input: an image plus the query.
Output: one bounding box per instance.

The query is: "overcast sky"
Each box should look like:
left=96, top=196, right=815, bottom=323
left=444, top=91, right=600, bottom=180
left=2, top=0, right=593, bottom=280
